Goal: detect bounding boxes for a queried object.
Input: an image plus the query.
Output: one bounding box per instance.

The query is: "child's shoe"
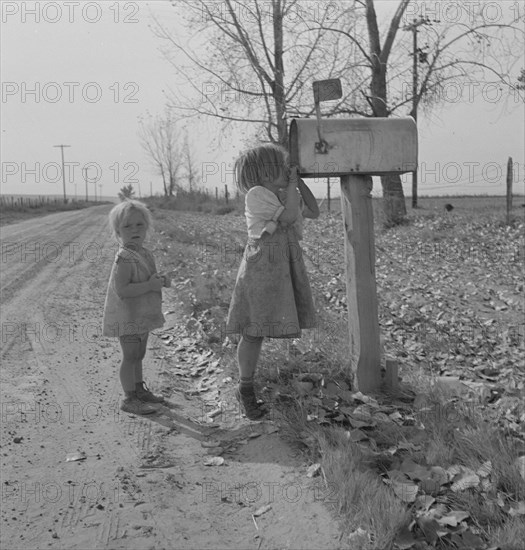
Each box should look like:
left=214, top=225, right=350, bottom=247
left=121, top=393, right=160, bottom=415
left=136, top=382, right=164, bottom=403
left=235, top=385, right=266, bottom=421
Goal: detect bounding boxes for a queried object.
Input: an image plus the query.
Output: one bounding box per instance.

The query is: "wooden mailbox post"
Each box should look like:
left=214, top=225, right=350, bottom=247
left=290, top=110, right=418, bottom=393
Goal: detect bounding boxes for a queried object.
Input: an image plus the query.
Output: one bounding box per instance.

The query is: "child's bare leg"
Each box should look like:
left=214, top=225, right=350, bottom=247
left=119, top=337, right=142, bottom=395
left=119, top=335, right=159, bottom=415
left=131, top=334, right=163, bottom=402
left=133, top=334, right=148, bottom=385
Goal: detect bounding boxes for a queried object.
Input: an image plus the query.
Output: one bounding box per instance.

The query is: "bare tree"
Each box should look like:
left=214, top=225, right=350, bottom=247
left=154, top=0, right=523, bottom=223
left=138, top=110, right=183, bottom=196
left=516, top=68, right=525, bottom=91
left=317, top=0, right=524, bottom=223
left=182, top=130, right=200, bottom=192
left=118, top=184, right=135, bottom=201
left=365, top=0, right=411, bottom=224
left=155, top=0, right=362, bottom=146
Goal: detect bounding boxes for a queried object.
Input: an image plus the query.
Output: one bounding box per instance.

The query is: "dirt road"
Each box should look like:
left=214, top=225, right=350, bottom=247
left=0, top=206, right=343, bottom=550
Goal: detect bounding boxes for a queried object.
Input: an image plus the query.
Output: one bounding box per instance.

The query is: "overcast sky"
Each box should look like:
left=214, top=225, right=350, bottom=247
left=1, top=0, right=524, bottom=199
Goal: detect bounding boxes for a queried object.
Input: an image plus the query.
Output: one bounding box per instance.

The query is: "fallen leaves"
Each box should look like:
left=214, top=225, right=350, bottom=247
left=203, top=456, right=224, bottom=466
left=264, top=365, right=524, bottom=547
left=149, top=206, right=524, bottom=549
left=306, top=463, right=321, bottom=478
left=304, top=213, right=525, bottom=442
left=253, top=504, right=272, bottom=517
left=65, top=450, right=87, bottom=462
left=449, top=467, right=481, bottom=492
left=385, top=471, right=419, bottom=503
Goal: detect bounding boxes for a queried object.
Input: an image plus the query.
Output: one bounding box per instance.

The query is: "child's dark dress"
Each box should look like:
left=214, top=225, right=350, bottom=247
left=226, top=185, right=316, bottom=338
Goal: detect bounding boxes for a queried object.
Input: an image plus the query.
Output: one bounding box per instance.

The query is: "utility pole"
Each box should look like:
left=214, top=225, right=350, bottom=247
left=53, top=144, right=71, bottom=203
left=404, top=17, right=431, bottom=208
left=83, top=167, right=89, bottom=201
left=506, top=156, right=513, bottom=225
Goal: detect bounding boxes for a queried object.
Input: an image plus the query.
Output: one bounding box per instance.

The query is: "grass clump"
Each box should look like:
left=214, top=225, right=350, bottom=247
left=265, top=371, right=525, bottom=549
left=318, top=429, right=411, bottom=549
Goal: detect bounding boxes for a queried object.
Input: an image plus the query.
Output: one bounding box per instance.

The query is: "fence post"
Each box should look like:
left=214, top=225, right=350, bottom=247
left=225, top=184, right=229, bottom=204
left=506, top=156, right=513, bottom=225
left=215, top=187, right=218, bottom=200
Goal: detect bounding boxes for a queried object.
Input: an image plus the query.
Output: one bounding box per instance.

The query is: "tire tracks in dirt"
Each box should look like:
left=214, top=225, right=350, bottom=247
left=1, top=206, right=173, bottom=549
left=1, top=207, right=344, bottom=550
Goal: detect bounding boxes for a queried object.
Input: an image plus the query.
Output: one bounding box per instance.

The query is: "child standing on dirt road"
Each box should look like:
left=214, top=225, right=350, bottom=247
left=103, top=200, right=171, bottom=415
left=226, top=144, right=320, bottom=420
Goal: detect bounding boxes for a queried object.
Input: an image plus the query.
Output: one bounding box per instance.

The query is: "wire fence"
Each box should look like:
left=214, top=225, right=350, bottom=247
left=0, top=196, right=70, bottom=209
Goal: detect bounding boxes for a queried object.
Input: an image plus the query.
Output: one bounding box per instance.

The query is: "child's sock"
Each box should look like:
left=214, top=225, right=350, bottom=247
left=239, top=376, right=254, bottom=393
left=124, top=390, right=136, bottom=400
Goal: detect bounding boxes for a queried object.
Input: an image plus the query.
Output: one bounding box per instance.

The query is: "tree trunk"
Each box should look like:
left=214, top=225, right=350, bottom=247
left=370, top=69, right=407, bottom=224
left=161, top=167, right=168, bottom=196
left=366, top=0, right=408, bottom=226
left=380, top=174, right=407, bottom=226
left=273, top=0, right=288, bottom=146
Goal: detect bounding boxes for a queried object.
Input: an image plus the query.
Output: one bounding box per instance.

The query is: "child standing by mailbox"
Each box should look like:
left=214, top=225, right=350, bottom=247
left=226, top=144, right=319, bottom=420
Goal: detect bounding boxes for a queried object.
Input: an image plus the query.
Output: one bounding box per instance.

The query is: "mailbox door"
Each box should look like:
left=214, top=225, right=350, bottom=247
left=289, top=117, right=417, bottom=177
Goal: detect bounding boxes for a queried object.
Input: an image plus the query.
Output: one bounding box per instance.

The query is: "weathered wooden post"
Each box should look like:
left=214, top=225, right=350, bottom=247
left=290, top=80, right=418, bottom=394
left=506, top=156, right=513, bottom=225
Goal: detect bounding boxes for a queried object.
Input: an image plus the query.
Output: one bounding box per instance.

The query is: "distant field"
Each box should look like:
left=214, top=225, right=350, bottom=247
left=321, top=194, right=525, bottom=211
left=1, top=193, right=523, bottom=227
left=318, top=195, right=525, bottom=228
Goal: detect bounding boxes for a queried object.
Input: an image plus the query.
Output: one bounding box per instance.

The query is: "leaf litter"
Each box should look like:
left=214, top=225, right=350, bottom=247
left=150, top=207, right=524, bottom=548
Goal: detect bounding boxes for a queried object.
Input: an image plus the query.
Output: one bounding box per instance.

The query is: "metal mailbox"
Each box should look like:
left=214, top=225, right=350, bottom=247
left=289, top=117, right=418, bottom=177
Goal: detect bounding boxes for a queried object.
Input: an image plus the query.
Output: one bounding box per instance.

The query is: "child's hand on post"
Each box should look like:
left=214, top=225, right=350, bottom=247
left=148, top=273, right=163, bottom=292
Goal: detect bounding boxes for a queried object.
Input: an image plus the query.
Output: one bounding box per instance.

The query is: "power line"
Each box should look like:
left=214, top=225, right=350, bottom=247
left=53, top=144, right=71, bottom=203
left=403, top=16, right=434, bottom=208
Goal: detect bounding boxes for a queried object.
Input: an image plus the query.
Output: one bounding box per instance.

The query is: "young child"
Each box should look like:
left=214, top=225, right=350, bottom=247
left=226, top=144, right=320, bottom=420
left=103, top=199, right=171, bottom=415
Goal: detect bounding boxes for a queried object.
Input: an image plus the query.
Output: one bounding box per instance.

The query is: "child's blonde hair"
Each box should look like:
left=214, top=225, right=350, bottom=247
left=234, top=143, right=289, bottom=193
left=108, top=199, right=153, bottom=241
